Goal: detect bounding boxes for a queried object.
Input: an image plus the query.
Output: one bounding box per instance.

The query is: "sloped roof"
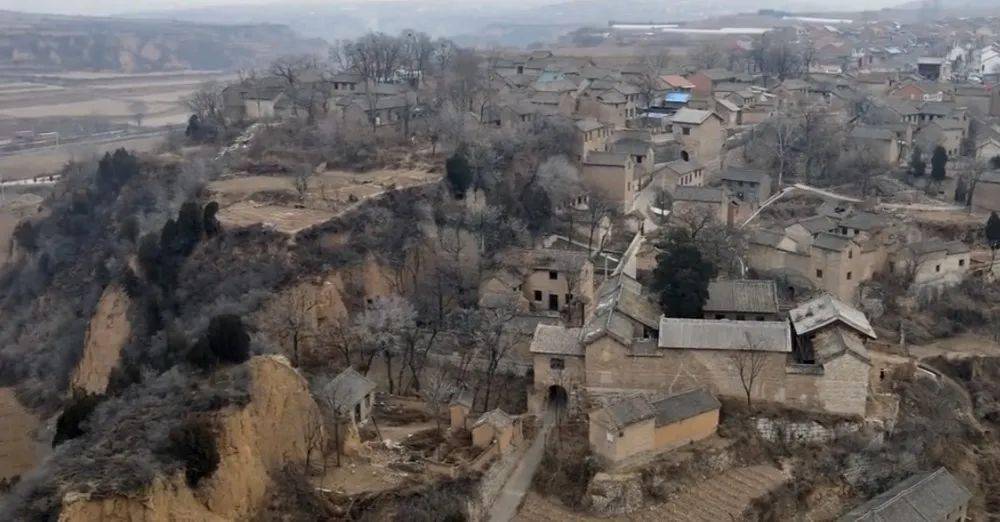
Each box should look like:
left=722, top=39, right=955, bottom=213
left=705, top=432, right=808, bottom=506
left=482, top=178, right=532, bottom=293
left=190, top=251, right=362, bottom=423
left=812, top=232, right=855, bottom=252
left=840, top=211, right=889, bottom=231
left=839, top=468, right=971, bottom=522
left=674, top=186, right=724, bottom=203
left=789, top=294, right=876, bottom=339
left=661, top=74, right=695, bottom=89
left=658, top=318, right=792, bottom=352
left=584, top=151, right=632, bottom=167
left=672, top=108, right=716, bottom=125
left=664, top=159, right=704, bottom=176
left=326, top=368, right=376, bottom=408
left=473, top=409, right=514, bottom=429
left=496, top=248, right=590, bottom=273
left=529, top=324, right=584, bottom=356
left=594, top=394, right=656, bottom=430
left=719, top=168, right=770, bottom=185
left=652, top=388, right=721, bottom=426
left=850, top=126, right=896, bottom=141
left=907, top=238, right=970, bottom=257
left=703, top=279, right=780, bottom=315
left=790, top=215, right=836, bottom=235
left=812, top=328, right=870, bottom=364
left=575, top=118, right=604, bottom=132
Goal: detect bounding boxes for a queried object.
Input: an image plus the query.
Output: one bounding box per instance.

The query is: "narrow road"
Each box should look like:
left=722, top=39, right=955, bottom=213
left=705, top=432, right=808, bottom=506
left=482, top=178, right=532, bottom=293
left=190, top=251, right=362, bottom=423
left=488, top=409, right=555, bottom=522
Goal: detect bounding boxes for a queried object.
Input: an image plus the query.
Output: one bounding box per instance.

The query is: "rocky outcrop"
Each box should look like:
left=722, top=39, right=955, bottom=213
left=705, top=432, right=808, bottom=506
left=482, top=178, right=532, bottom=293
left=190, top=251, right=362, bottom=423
left=585, top=472, right=645, bottom=516
left=70, top=285, right=132, bottom=395
left=59, top=355, right=325, bottom=521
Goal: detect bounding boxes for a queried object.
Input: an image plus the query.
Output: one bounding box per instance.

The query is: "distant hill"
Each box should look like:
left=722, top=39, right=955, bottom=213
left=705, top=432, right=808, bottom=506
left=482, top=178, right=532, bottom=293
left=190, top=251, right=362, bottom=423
left=0, top=10, right=326, bottom=73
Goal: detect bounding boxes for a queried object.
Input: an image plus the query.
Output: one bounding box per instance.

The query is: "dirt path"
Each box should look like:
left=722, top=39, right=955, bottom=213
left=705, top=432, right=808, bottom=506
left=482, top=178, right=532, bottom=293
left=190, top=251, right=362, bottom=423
left=488, top=410, right=554, bottom=522
left=515, top=464, right=788, bottom=522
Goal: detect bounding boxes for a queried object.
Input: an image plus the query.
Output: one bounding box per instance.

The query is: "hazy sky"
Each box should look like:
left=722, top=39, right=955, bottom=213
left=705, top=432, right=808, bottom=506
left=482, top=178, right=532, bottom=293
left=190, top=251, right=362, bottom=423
left=0, top=0, right=536, bottom=16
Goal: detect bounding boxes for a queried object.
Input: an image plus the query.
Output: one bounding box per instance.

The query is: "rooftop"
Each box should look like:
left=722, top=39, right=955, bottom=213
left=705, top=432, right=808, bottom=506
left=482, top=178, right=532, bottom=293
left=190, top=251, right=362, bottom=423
left=674, top=186, right=725, bottom=203
left=789, top=294, right=876, bottom=339
left=658, top=317, right=792, bottom=352
left=529, top=324, right=584, bottom=356
left=326, top=368, right=376, bottom=409
left=703, top=279, right=780, bottom=315
left=584, top=151, right=633, bottom=168
left=839, top=468, right=971, bottom=522
left=672, top=108, right=717, bottom=125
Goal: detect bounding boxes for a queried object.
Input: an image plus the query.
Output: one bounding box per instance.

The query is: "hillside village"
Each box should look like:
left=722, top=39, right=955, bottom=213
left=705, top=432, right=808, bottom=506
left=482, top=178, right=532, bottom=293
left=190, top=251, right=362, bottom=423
left=4, top=7, right=1000, bottom=522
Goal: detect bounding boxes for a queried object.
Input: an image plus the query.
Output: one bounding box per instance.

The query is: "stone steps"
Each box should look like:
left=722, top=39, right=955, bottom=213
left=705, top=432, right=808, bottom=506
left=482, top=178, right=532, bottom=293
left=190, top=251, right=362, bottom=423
left=635, top=465, right=788, bottom=522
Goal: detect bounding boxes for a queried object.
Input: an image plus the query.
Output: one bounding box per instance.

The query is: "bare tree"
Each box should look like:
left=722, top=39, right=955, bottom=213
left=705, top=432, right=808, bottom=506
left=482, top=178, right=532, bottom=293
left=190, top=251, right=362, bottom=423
left=271, top=54, right=320, bottom=86
left=472, top=295, right=525, bottom=411
left=129, top=100, right=148, bottom=128
left=318, top=376, right=345, bottom=469
left=584, top=196, right=615, bottom=253
left=421, top=364, right=457, bottom=433
left=273, top=292, right=316, bottom=367
left=185, top=81, right=226, bottom=128
left=732, top=334, right=768, bottom=410
left=690, top=41, right=726, bottom=70
left=353, top=294, right=417, bottom=393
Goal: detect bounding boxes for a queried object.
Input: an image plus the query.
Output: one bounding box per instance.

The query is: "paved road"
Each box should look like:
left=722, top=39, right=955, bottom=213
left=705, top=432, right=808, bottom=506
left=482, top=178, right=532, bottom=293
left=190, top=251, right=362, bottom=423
left=488, top=409, right=554, bottom=522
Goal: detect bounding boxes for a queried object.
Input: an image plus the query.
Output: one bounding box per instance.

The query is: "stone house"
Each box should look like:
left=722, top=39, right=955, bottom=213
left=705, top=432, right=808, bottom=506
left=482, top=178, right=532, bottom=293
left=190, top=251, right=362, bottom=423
left=671, top=108, right=725, bottom=163
left=890, top=239, right=970, bottom=297
left=971, top=171, right=1000, bottom=212
left=717, top=168, right=772, bottom=205
left=326, top=367, right=377, bottom=426
left=610, top=135, right=656, bottom=183
left=660, top=159, right=706, bottom=192
left=713, top=96, right=742, bottom=126
left=574, top=118, right=612, bottom=161
left=577, top=89, right=635, bottom=128
left=975, top=135, right=1000, bottom=161
left=582, top=151, right=640, bottom=212
left=703, top=279, right=781, bottom=321
left=492, top=248, right=595, bottom=321
left=471, top=409, right=524, bottom=454
left=915, top=118, right=966, bottom=157
left=449, top=390, right=473, bottom=431
left=839, top=467, right=971, bottom=521
left=687, top=69, right=737, bottom=96
left=849, top=126, right=902, bottom=165
left=672, top=186, right=735, bottom=225
left=588, top=389, right=720, bottom=465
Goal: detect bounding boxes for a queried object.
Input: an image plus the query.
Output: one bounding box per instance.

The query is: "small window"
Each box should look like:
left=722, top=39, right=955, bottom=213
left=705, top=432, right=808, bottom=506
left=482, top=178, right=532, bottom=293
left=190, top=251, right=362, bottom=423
left=549, top=271, right=558, bottom=280
left=549, top=358, right=565, bottom=370
left=736, top=315, right=746, bottom=320
left=565, top=293, right=572, bottom=303
left=936, top=265, right=941, bottom=273
left=816, top=269, right=823, bottom=278
left=848, top=250, right=853, bottom=259
left=847, top=272, right=853, bottom=280
left=682, top=127, right=691, bottom=135
left=756, top=316, right=766, bottom=321
left=959, top=259, right=965, bottom=267
left=534, top=290, right=542, bottom=301
left=715, top=314, right=725, bottom=320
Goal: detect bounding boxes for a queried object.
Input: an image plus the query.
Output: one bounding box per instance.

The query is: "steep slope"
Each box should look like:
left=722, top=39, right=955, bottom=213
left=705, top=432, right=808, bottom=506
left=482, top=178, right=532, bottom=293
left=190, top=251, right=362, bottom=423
left=0, top=10, right=325, bottom=73
left=0, top=387, right=48, bottom=482
left=57, top=355, right=325, bottom=521
left=69, top=284, right=132, bottom=395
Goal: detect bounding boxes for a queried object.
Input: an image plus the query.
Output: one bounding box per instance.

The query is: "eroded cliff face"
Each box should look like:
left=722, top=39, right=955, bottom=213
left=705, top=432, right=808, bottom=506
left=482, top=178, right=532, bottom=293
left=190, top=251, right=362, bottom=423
left=0, top=387, right=48, bottom=481
left=59, top=355, right=325, bottom=521
left=70, top=285, right=132, bottom=395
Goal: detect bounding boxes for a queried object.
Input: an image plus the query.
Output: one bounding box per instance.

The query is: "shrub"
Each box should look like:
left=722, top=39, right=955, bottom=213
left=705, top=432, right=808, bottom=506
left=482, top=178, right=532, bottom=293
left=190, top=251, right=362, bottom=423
left=531, top=420, right=597, bottom=508
left=187, top=315, right=251, bottom=369
left=165, top=416, right=220, bottom=487
left=53, top=393, right=104, bottom=446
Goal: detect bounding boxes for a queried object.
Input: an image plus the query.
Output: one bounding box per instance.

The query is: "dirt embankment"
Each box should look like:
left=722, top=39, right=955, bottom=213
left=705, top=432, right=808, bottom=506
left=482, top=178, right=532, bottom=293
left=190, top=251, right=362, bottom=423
left=0, top=387, right=48, bottom=482
left=69, top=284, right=132, bottom=395
left=59, top=355, right=325, bottom=521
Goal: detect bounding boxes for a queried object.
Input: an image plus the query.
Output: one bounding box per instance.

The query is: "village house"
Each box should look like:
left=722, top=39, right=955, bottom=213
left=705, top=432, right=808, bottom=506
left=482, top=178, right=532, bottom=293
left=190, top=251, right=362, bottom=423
left=588, top=389, right=721, bottom=465
left=838, top=467, right=971, bottom=521
left=671, top=186, right=734, bottom=225
left=449, top=390, right=473, bottom=431
left=917, top=57, right=951, bottom=81
left=582, top=151, right=640, bottom=212
left=687, top=69, right=738, bottom=96
left=971, top=170, right=1000, bottom=212
left=489, top=248, right=595, bottom=322
left=703, top=279, right=781, bottom=321
left=660, top=159, right=706, bottom=192
left=610, top=132, right=656, bottom=182
left=976, top=135, right=1000, bottom=161
left=671, top=108, right=725, bottom=163
left=326, top=368, right=377, bottom=427
left=890, top=238, right=970, bottom=298
left=574, top=118, right=612, bottom=161
left=471, top=409, right=524, bottom=454
left=849, top=126, right=903, bottom=165
left=716, top=167, right=772, bottom=204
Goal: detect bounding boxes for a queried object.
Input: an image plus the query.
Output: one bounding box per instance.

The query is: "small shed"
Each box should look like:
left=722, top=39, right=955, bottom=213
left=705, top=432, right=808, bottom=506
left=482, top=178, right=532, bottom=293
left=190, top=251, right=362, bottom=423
left=471, top=409, right=523, bottom=453
left=326, top=367, right=377, bottom=426
left=449, top=390, right=473, bottom=431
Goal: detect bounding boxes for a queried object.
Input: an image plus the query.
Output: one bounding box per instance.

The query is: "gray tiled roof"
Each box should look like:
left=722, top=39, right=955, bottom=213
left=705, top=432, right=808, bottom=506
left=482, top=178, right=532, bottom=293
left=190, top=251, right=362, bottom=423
left=812, top=232, right=854, bottom=252
left=326, top=368, right=376, bottom=408
left=907, top=238, right=970, bottom=257
left=789, top=294, right=876, bottom=339
left=790, top=215, right=836, bottom=235
left=811, top=328, right=870, bottom=364
left=719, top=168, right=770, bottom=185
left=674, top=186, right=725, bottom=203
left=600, top=394, right=656, bottom=429
left=651, top=388, right=721, bottom=426
left=840, top=212, right=888, bottom=231
left=703, top=279, right=780, bottom=315
left=839, top=468, right=971, bottom=522
left=671, top=108, right=716, bottom=125
left=658, top=318, right=792, bottom=352
left=473, top=409, right=514, bottom=429
left=584, top=151, right=632, bottom=167
left=529, top=324, right=584, bottom=356
left=664, top=159, right=704, bottom=176
left=850, top=126, right=896, bottom=141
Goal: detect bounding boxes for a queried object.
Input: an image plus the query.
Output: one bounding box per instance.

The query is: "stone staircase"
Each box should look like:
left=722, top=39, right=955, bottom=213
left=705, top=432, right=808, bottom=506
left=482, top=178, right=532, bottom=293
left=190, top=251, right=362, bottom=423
left=632, top=465, right=788, bottom=522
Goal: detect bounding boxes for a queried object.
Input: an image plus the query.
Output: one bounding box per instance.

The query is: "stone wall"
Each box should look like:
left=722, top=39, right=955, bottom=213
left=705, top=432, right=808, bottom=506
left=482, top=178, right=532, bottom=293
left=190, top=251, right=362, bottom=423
left=754, top=417, right=880, bottom=445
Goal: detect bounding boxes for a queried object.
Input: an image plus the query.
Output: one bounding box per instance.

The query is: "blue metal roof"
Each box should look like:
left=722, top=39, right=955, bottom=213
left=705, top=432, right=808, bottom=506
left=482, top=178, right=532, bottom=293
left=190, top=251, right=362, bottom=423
left=664, top=92, right=691, bottom=103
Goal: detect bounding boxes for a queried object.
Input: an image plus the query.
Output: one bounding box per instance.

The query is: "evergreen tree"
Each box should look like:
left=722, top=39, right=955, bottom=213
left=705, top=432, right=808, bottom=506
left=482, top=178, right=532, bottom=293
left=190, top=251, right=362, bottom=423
left=651, top=230, right=717, bottom=318
left=445, top=151, right=473, bottom=197
left=987, top=212, right=1000, bottom=263
left=908, top=146, right=926, bottom=177
left=931, top=145, right=948, bottom=182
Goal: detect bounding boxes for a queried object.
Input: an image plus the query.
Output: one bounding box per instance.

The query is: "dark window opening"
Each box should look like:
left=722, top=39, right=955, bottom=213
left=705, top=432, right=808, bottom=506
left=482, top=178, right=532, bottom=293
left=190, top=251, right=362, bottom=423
left=549, top=294, right=559, bottom=311
left=936, top=265, right=941, bottom=273
left=550, top=358, right=565, bottom=370
left=534, top=290, right=542, bottom=301
left=549, top=270, right=558, bottom=280
left=847, top=272, right=853, bottom=280
left=816, top=269, right=823, bottom=278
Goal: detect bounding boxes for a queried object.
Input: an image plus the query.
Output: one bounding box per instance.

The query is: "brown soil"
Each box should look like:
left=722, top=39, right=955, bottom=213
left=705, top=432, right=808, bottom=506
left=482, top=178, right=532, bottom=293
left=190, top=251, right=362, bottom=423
left=0, top=387, right=48, bottom=481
